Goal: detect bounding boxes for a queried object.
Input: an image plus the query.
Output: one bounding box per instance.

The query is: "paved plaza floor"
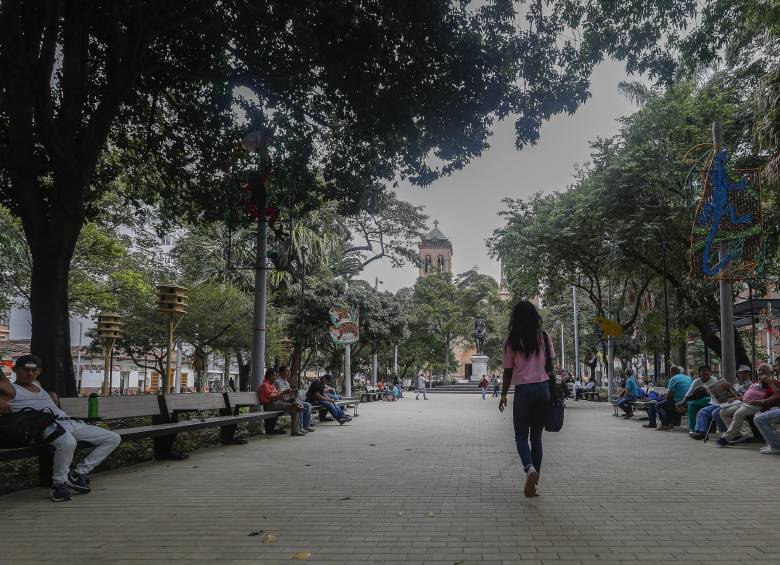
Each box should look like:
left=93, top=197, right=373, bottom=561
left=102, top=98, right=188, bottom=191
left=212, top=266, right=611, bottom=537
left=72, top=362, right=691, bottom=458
left=2, top=394, right=779, bottom=564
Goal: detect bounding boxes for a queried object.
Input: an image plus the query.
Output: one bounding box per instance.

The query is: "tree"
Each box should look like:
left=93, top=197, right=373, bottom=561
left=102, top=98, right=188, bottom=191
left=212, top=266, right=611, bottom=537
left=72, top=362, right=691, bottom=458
left=1, top=0, right=685, bottom=394
left=491, top=75, right=777, bottom=370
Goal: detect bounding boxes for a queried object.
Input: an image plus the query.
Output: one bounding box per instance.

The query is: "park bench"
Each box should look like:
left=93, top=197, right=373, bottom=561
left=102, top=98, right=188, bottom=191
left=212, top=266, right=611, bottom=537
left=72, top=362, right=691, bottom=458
left=0, top=393, right=283, bottom=486
left=582, top=389, right=601, bottom=401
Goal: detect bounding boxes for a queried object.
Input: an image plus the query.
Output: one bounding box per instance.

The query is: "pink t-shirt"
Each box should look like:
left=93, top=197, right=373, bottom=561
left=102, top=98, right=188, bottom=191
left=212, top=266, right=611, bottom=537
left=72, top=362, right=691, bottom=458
left=502, top=332, right=555, bottom=386
left=742, top=383, right=767, bottom=403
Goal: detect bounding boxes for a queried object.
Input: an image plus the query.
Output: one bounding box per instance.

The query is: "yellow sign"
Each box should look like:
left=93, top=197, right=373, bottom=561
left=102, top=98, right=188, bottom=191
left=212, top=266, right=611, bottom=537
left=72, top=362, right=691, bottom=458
left=596, top=317, right=623, bottom=337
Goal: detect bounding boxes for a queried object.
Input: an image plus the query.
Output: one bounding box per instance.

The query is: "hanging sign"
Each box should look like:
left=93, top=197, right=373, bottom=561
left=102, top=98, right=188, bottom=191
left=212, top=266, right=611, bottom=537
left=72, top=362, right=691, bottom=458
left=328, top=304, right=359, bottom=346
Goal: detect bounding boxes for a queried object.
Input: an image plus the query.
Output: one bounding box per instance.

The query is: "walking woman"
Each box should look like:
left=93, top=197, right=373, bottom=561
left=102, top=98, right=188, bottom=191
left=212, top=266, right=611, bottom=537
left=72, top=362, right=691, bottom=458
left=498, top=300, right=554, bottom=497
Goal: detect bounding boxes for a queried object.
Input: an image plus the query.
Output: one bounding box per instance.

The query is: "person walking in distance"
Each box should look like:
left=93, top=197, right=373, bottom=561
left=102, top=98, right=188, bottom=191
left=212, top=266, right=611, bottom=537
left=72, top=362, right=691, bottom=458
left=479, top=375, right=489, bottom=399
left=491, top=375, right=500, bottom=398
left=498, top=300, right=554, bottom=498
left=416, top=371, right=428, bottom=400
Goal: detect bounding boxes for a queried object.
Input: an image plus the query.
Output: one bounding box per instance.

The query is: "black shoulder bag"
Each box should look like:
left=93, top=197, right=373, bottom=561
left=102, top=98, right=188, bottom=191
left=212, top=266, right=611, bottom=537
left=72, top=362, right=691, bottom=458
left=542, top=331, right=565, bottom=432
left=0, top=408, right=65, bottom=448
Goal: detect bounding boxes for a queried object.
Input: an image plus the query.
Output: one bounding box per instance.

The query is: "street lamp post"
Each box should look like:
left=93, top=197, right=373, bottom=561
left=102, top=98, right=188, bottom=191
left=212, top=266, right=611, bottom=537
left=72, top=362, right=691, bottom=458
left=96, top=313, right=123, bottom=396
left=157, top=284, right=188, bottom=393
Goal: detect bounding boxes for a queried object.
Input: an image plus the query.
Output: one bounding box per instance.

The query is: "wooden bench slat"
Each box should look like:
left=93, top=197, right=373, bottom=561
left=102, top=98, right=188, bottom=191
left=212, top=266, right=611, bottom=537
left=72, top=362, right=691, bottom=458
left=225, top=391, right=260, bottom=409
left=60, top=396, right=161, bottom=419
left=163, top=393, right=226, bottom=414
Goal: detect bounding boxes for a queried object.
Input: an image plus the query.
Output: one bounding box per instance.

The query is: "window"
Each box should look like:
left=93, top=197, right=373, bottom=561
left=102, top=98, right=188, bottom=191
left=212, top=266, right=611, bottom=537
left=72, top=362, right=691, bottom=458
left=437, top=255, right=445, bottom=270
left=160, top=234, right=175, bottom=246
left=424, top=256, right=432, bottom=273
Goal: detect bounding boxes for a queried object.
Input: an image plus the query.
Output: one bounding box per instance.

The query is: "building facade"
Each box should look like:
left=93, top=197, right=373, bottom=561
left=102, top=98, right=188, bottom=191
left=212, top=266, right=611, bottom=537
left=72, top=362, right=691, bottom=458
left=418, top=221, right=453, bottom=277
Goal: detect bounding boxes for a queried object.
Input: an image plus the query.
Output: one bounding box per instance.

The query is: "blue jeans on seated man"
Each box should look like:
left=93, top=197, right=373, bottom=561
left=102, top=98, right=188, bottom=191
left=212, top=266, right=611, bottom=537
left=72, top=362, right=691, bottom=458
left=312, top=399, right=347, bottom=420
left=616, top=396, right=636, bottom=415
left=299, top=401, right=314, bottom=429
left=695, top=403, right=726, bottom=434
left=655, top=398, right=678, bottom=426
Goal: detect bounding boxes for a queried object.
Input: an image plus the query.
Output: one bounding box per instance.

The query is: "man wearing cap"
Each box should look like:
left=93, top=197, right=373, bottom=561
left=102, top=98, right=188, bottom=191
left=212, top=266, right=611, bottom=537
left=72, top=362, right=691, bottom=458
left=693, top=365, right=753, bottom=438
left=0, top=355, right=121, bottom=502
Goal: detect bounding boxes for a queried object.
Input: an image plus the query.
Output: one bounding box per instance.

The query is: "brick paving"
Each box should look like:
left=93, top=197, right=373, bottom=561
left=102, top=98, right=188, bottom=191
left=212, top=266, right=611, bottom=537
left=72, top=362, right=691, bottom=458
left=2, top=395, right=779, bottom=564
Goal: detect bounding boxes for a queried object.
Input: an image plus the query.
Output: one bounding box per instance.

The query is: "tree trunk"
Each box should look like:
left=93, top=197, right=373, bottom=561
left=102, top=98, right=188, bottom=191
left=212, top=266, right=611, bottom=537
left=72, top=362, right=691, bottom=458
left=29, top=235, right=80, bottom=397
left=290, top=337, right=303, bottom=389
left=676, top=341, right=689, bottom=372
left=235, top=349, right=251, bottom=391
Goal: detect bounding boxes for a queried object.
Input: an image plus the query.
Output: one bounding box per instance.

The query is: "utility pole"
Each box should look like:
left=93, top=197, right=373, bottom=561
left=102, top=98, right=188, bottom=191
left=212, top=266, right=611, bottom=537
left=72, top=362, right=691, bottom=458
left=572, top=285, right=580, bottom=381
left=767, top=306, right=774, bottom=362
left=344, top=343, right=352, bottom=398
left=661, top=239, right=671, bottom=378
left=243, top=129, right=272, bottom=392
left=713, top=121, right=737, bottom=383
left=560, top=322, right=566, bottom=373
left=607, top=282, right=614, bottom=402
left=394, top=345, right=398, bottom=378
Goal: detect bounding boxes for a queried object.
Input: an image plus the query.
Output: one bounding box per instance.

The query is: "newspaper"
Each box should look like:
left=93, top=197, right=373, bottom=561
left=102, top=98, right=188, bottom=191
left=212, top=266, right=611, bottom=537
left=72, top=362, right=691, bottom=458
left=709, top=378, right=738, bottom=404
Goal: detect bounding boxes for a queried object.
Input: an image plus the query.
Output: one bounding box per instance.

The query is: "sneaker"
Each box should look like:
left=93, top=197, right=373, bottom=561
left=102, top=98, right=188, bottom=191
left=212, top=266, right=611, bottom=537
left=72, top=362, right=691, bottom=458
left=291, top=430, right=307, bottom=437
left=760, top=446, right=780, bottom=455
left=337, top=418, right=349, bottom=425
left=715, top=437, right=728, bottom=448
left=523, top=467, right=539, bottom=498
left=656, top=425, right=671, bottom=431
left=642, top=423, right=657, bottom=428
left=305, top=427, right=316, bottom=433
left=691, top=432, right=705, bottom=440
left=50, top=482, right=72, bottom=502
left=66, top=471, right=92, bottom=494
left=729, top=434, right=748, bottom=444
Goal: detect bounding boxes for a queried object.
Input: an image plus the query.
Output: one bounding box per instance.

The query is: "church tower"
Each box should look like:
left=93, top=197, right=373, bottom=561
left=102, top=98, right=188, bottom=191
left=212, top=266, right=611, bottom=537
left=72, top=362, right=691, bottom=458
left=419, top=221, right=453, bottom=277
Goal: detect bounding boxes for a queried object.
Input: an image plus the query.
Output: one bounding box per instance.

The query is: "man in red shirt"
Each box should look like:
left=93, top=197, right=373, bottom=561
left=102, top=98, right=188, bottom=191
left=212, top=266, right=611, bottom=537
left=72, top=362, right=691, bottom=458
left=258, top=368, right=305, bottom=437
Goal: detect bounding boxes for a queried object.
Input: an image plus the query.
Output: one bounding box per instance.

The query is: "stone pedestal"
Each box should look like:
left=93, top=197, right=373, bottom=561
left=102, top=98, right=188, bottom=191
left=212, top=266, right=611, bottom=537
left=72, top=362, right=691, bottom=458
left=470, top=355, right=489, bottom=382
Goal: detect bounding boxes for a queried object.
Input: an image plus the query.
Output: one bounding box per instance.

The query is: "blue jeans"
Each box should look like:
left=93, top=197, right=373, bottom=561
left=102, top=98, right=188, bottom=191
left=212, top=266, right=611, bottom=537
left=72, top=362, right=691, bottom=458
left=754, top=408, right=780, bottom=448
left=300, top=401, right=313, bottom=429
left=481, top=387, right=487, bottom=399
left=617, top=396, right=636, bottom=414
left=493, top=386, right=499, bottom=397
left=656, top=398, right=677, bottom=426
left=695, top=403, right=725, bottom=433
left=311, top=399, right=345, bottom=420
left=512, top=382, right=550, bottom=472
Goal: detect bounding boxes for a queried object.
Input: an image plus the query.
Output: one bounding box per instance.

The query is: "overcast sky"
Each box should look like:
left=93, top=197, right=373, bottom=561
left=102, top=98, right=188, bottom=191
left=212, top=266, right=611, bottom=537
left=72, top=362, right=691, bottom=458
left=360, top=59, right=640, bottom=292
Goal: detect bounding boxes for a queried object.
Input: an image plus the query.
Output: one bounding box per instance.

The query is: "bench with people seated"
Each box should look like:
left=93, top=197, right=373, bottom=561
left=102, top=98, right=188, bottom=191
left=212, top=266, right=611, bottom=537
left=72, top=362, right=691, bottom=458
left=0, top=392, right=283, bottom=486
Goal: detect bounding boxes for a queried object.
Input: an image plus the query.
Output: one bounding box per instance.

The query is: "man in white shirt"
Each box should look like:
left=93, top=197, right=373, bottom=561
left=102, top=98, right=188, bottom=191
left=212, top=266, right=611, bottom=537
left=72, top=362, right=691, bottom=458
left=275, top=366, right=315, bottom=433
left=0, top=355, right=121, bottom=502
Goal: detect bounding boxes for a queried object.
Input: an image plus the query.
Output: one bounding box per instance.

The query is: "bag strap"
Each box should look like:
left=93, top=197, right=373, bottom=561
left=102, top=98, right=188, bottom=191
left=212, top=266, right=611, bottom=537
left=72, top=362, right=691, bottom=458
left=541, top=331, right=553, bottom=375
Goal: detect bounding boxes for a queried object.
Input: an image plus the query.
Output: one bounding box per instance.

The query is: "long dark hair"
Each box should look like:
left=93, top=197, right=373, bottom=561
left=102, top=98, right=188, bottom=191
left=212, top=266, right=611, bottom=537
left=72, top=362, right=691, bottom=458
left=505, top=300, right=543, bottom=358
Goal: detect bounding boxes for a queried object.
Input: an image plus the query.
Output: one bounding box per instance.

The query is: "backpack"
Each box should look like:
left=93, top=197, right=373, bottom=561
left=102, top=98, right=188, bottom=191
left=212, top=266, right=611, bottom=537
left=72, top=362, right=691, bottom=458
left=0, top=408, right=64, bottom=448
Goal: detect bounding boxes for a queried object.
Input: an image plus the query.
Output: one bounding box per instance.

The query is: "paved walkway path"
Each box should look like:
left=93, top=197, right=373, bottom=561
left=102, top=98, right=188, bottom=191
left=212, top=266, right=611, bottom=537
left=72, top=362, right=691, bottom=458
left=3, top=395, right=779, bottom=564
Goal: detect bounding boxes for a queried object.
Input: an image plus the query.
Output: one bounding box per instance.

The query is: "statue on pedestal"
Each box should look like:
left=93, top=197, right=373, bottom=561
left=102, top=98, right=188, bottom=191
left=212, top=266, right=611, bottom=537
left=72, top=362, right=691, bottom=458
left=473, top=315, right=487, bottom=355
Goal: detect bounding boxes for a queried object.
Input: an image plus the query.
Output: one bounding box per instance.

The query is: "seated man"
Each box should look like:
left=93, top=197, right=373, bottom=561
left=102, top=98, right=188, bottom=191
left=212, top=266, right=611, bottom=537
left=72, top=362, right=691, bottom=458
left=258, top=368, right=305, bottom=437
left=275, top=366, right=315, bottom=433
left=306, top=375, right=351, bottom=425
left=695, top=365, right=753, bottom=438
left=574, top=378, right=583, bottom=401
left=717, top=363, right=778, bottom=447
left=679, top=365, right=718, bottom=438
left=0, top=355, right=121, bottom=502
left=753, top=367, right=780, bottom=455
left=317, top=373, right=342, bottom=401
left=615, top=369, right=639, bottom=418
left=648, top=366, right=691, bottom=430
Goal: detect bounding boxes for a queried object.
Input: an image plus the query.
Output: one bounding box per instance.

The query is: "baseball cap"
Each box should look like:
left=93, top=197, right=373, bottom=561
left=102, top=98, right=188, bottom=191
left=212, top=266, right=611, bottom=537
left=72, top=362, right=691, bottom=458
left=13, top=354, right=42, bottom=370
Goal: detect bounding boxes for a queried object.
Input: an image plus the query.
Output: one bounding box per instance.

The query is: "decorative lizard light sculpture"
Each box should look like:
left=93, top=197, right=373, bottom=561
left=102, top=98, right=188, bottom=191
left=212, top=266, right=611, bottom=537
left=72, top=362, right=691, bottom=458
left=698, top=149, right=752, bottom=277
